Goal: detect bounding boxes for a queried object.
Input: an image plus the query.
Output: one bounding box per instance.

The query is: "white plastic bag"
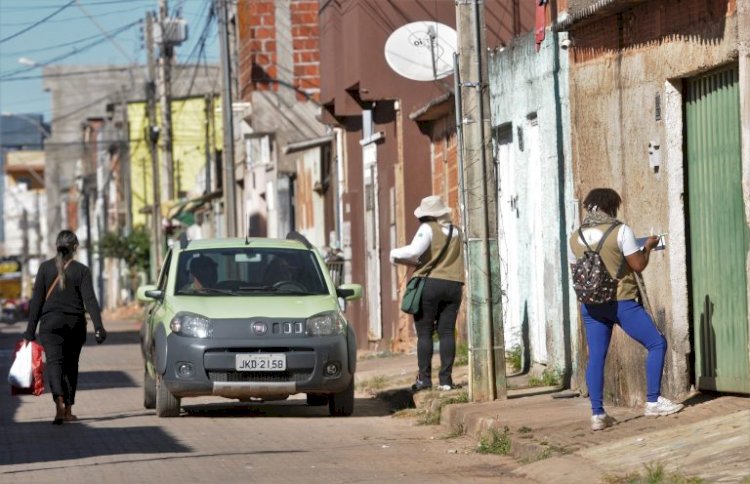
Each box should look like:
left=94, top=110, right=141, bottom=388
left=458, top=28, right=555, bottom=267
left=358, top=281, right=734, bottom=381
left=8, top=341, right=33, bottom=389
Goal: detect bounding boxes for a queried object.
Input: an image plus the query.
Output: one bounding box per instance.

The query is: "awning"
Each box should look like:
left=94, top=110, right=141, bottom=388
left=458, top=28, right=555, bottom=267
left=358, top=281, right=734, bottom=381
left=284, top=135, right=334, bottom=155
left=409, top=92, right=454, bottom=122
left=168, top=190, right=222, bottom=226
left=554, top=0, right=650, bottom=31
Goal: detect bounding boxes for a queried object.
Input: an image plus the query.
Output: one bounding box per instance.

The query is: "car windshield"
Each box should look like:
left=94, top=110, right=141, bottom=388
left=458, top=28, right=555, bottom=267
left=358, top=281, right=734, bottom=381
left=174, top=247, right=329, bottom=296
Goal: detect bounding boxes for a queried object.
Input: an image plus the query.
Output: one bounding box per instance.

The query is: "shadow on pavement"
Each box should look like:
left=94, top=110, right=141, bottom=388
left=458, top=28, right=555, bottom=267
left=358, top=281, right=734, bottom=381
left=0, top=421, right=191, bottom=466
left=181, top=396, right=393, bottom=418
left=76, top=370, right=138, bottom=390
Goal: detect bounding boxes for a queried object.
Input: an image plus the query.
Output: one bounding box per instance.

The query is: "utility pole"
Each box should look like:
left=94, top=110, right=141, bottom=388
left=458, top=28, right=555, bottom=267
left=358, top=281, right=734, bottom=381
left=158, top=0, right=175, bottom=201
left=145, top=11, right=163, bottom=281
left=455, top=0, right=506, bottom=401
left=216, top=0, right=237, bottom=237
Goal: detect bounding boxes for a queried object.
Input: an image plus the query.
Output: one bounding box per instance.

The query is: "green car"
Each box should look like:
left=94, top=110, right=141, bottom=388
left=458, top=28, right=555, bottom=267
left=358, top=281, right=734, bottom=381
left=136, top=234, right=362, bottom=417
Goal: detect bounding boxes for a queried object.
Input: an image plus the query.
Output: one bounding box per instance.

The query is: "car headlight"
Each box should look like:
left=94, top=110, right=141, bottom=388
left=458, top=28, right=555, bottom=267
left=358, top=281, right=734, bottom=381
left=170, top=312, right=213, bottom=338
left=306, top=311, right=345, bottom=336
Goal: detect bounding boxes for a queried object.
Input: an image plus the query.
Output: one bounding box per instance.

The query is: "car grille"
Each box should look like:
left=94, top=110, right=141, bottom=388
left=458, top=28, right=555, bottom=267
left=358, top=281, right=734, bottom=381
left=208, top=370, right=312, bottom=383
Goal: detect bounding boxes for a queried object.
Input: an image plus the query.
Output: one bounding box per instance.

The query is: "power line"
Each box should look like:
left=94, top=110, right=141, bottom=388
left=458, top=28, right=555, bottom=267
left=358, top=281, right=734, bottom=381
left=0, top=21, right=139, bottom=57
left=0, top=66, right=133, bottom=82
left=0, top=22, right=139, bottom=80
left=0, top=0, right=76, bottom=44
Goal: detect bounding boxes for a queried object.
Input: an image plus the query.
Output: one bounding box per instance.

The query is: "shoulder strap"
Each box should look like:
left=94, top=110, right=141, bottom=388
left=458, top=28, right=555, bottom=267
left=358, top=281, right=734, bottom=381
left=45, top=259, right=73, bottom=300
left=423, top=224, right=454, bottom=277
left=579, top=223, right=620, bottom=254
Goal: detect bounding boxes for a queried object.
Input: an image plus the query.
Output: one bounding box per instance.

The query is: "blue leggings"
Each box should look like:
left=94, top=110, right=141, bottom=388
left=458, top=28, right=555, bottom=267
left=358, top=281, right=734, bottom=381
left=582, top=300, right=667, bottom=415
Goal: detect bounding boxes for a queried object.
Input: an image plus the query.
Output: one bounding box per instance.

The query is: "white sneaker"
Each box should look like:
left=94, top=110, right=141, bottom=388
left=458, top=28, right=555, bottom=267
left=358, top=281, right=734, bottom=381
left=644, top=396, right=684, bottom=417
left=590, top=413, right=615, bottom=431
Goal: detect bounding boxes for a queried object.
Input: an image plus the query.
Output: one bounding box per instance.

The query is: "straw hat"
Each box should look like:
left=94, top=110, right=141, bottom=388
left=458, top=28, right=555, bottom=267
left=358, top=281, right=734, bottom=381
left=414, top=195, right=450, bottom=218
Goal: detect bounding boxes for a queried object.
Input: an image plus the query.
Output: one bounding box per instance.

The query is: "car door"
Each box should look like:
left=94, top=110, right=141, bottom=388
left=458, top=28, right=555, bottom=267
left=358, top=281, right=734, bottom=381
left=144, top=249, right=173, bottom=369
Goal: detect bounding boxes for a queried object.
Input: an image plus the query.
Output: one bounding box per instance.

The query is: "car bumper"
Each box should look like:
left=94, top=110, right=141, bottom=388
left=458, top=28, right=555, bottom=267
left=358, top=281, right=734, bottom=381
left=162, top=333, right=353, bottom=399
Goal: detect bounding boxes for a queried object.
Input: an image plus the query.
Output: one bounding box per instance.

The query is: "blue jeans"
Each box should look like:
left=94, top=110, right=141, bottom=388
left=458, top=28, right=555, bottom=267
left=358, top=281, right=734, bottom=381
left=582, top=300, right=667, bottom=415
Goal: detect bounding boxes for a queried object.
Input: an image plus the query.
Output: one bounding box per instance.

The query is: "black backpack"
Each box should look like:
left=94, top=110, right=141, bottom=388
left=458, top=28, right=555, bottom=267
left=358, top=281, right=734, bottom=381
left=572, top=223, right=621, bottom=305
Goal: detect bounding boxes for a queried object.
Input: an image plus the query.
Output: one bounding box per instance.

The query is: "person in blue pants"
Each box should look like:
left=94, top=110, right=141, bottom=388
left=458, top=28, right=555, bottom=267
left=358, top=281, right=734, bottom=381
left=568, top=188, right=684, bottom=431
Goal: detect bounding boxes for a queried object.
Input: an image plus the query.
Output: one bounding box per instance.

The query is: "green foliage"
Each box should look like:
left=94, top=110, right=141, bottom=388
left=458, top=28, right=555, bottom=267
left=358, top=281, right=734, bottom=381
left=506, top=345, right=523, bottom=372
left=528, top=369, right=561, bottom=388
left=454, top=340, right=469, bottom=367
left=98, top=226, right=151, bottom=274
left=477, top=426, right=511, bottom=455
left=603, top=462, right=704, bottom=484
left=417, top=390, right=469, bottom=426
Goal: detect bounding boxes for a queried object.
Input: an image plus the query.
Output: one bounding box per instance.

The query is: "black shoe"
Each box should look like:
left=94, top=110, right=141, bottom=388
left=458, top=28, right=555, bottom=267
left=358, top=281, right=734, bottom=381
left=411, top=379, right=432, bottom=392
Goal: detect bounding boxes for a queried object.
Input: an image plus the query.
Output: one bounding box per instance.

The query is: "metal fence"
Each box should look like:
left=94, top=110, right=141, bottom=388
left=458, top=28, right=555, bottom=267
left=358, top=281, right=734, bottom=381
left=326, top=259, right=345, bottom=286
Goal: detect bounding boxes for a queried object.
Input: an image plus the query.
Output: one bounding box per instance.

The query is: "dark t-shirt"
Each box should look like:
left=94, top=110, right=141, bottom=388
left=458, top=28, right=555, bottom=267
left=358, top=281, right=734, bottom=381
left=24, top=258, right=104, bottom=338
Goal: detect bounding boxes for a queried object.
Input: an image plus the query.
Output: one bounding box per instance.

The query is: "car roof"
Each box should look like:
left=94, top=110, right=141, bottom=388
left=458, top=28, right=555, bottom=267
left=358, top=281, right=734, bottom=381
left=175, top=237, right=312, bottom=252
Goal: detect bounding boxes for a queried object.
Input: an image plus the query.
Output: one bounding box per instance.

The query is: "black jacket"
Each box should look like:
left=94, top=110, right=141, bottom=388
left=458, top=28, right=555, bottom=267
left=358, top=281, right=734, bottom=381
left=24, top=258, right=104, bottom=339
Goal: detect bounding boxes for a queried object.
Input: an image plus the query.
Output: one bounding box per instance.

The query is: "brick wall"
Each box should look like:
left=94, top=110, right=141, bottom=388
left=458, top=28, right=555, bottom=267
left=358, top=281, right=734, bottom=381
left=291, top=1, right=320, bottom=102
left=237, top=0, right=320, bottom=103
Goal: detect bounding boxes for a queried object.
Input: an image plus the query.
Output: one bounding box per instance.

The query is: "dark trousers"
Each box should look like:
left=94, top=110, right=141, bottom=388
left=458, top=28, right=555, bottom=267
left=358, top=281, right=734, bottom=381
left=38, top=313, right=86, bottom=405
left=413, top=278, right=463, bottom=386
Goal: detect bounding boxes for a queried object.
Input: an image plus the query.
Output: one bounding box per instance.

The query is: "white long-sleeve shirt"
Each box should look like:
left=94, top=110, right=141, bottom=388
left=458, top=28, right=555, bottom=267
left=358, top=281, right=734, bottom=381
left=390, top=222, right=457, bottom=264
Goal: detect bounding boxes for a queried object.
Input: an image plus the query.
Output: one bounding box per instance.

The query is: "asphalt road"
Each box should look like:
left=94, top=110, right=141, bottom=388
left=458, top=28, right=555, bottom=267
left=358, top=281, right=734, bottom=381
left=0, top=318, right=521, bottom=483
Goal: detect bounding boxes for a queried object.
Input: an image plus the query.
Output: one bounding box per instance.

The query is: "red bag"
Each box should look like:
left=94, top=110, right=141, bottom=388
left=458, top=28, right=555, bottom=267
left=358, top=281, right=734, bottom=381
left=10, top=340, right=45, bottom=396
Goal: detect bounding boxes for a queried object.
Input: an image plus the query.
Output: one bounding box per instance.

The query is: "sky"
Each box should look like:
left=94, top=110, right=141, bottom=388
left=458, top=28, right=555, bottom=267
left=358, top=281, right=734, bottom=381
left=0, top=0, right=219, bottom=123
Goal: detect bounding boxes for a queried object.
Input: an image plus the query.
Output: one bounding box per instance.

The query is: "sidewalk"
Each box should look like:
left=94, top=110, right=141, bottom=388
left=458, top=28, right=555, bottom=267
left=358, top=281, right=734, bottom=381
left=358, top=351, right=750, bottom=483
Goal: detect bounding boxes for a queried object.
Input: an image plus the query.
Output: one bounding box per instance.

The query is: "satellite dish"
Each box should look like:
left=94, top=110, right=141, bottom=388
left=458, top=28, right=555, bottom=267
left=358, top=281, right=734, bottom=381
left=384, top=21, right=457, bottom=82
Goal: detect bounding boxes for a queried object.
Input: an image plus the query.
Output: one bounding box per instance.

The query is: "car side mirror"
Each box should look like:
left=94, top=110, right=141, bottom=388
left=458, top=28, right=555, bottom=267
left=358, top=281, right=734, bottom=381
left=137, top=284, right=163, bottom=302
left=336, top=283, right=362, bottom=301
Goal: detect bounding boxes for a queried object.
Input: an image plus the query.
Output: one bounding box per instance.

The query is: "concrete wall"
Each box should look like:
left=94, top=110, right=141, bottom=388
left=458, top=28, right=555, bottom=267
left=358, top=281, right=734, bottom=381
left=488, top=29, right=574, bottom=378
left=567, top=0, right=739, bottom=404
left=43, top=65, right=220, bottom=254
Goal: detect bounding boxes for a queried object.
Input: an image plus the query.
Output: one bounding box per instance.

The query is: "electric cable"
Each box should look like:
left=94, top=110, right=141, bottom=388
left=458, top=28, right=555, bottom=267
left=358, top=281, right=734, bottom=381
left=0, top=0, right=76, bottom=44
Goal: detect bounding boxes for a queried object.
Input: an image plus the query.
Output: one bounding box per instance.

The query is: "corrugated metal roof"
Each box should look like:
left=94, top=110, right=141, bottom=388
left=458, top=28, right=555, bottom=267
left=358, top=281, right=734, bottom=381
left=555, top=0, right=649, bottom=31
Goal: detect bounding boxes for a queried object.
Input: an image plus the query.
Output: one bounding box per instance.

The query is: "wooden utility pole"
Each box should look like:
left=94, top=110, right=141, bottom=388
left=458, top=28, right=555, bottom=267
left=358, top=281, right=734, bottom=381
left=455, top=0, right=506, bottom=401
left=158, top=0, right=175, bottom=201
left=145, top=11, right=163, bottom=280
left=216, top=0, right=237, bottom=237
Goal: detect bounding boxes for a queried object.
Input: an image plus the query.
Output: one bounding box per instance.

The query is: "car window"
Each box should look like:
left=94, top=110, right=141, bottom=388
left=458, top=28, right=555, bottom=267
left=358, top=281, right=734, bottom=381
left=156, top=250, right=172, bottom=291
left=174, top=247, right=328, bottom=296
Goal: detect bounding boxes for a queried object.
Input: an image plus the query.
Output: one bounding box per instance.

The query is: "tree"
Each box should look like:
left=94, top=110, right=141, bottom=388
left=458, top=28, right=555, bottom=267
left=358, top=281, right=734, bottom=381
left=98, top=226, right=151, bottom=295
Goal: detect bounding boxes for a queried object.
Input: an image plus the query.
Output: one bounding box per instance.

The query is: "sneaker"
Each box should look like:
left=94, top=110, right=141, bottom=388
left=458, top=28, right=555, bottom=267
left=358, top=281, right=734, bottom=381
left=411, top=379, right=432, bottom=392
left=590, top=413, right=615, bottom=431
left=437, top=383, right=462, bottom=391
left=644, top=396, right=684, bottom=417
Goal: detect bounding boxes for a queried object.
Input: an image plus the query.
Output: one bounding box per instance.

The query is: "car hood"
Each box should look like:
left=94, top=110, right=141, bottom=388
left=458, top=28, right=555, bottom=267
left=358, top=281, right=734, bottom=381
left=170, top=294, right=339, bottom=319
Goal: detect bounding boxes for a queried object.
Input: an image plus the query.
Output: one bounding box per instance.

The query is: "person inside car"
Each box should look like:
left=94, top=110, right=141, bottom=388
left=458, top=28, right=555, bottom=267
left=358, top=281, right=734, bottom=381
left=182, top=256, right=218, bottom=292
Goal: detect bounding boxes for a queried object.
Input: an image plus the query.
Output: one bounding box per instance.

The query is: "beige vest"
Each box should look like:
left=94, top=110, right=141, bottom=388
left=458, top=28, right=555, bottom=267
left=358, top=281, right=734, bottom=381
left=569, top=223, right=638, bottom=301
left=414, top=222, right=464, bottom=283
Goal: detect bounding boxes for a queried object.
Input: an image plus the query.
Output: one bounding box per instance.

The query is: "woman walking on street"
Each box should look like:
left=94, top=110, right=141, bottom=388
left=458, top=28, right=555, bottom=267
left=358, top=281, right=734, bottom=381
left=568, top=188, right=683, bottom=431
left=391, top=196, right=464, bottom=392
left=23, top=230, right=107, bottom=425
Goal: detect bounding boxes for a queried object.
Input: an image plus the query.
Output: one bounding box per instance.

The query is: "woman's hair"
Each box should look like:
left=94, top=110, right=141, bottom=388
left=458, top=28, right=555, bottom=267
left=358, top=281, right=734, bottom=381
left=583, top=188, right=622, bottom=217
left=55, top=230, right=78, bottom=290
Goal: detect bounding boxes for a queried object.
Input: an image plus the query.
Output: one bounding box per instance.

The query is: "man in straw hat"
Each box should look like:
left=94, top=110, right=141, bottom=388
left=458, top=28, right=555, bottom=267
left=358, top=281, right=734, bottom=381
left=391, top=195, right=465, bottom=392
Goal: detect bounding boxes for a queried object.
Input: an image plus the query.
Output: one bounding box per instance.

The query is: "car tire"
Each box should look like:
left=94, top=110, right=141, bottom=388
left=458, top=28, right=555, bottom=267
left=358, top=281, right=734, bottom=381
left=144, top=368, right=156, bottom=409
left=306, top=393, right=328, bottom=406
left=328, top=379, right=354, bottom=416
left=155, top=373, right=181, bottom=417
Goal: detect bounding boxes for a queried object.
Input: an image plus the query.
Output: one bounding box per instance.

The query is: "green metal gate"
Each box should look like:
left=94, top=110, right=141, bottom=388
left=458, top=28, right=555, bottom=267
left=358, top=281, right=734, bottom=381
left=685, top=64, right=750, bottom=393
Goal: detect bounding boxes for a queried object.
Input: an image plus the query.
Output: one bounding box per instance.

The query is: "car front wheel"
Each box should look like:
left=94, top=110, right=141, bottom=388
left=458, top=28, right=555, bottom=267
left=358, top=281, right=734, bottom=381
left=144, top=368, right=156, bottom=409
left=328, top=379, right=354, bottom=416
left=155, top=373, right=181, bottom=417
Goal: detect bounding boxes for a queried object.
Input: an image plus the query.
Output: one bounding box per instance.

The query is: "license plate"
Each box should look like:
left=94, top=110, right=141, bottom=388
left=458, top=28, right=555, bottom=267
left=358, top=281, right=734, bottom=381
left=235, top=353, right=286, bottom=372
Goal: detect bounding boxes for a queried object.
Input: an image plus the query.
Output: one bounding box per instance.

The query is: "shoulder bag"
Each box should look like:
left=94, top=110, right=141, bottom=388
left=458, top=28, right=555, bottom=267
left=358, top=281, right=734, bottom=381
left=400, top=224, right=453, bottom=315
